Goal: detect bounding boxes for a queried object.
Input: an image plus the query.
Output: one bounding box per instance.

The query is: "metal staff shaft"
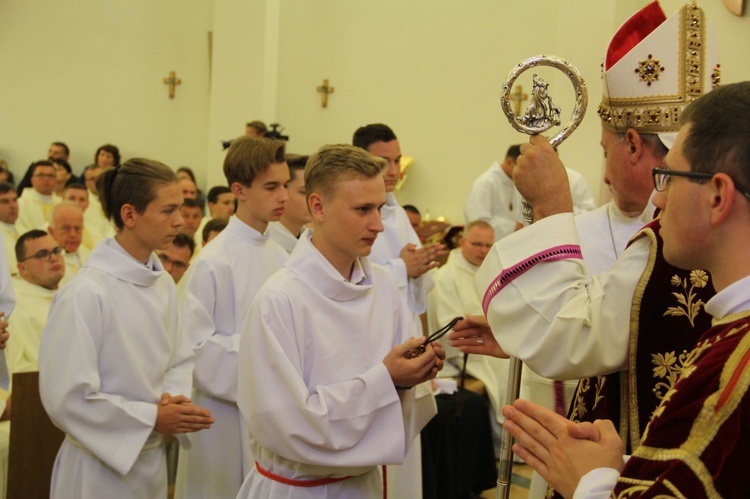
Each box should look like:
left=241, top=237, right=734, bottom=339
left=495, top=55, right=587, bottom=499
left=495, top=201, right=534, bottom=499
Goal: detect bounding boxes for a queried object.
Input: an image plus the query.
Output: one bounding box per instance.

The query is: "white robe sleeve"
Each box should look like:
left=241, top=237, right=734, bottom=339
left=573, top=468, right=621, bottom=499
left=242, top=289, right=410, bottom=467
left=477, top=213, right=648, bottom=379
left=567, top=168, right=597, bottom=215
left=180, top=260, right=239, bottom=402
left=464, top=179, right=520, bottom=240
left=0, top=239, right=13, bottom=391
left=38, top=285, right=158, bottom=476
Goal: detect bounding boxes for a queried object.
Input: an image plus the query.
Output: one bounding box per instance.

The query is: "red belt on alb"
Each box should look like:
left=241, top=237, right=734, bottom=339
left=254, top=461, right=352, bottom=487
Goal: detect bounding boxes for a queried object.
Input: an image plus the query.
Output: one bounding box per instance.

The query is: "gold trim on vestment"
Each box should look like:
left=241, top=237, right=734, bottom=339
left=620, top=320, right=750, bottom=498
left=599, top=3, right=709, bottom=135
left=627, top=227, right=658, bottom=451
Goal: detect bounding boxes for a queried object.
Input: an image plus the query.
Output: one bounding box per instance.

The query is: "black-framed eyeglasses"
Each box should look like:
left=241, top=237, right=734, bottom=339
left=652, top=167, right=750, bottom=199
left=19, top=246, right=64, bottom=262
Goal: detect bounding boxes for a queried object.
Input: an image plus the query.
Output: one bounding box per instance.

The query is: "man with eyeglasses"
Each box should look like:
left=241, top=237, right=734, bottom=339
left=6, top=230, right=64, bottom=376
left=156, top=232, right=194, bottom=285
left=428, top=220, right=510, bottom=452
left=452, top=4, right=720, bottom=497
left=499, top=80, right=750, bottom=499
left=16, top=161, right=61, bottom=234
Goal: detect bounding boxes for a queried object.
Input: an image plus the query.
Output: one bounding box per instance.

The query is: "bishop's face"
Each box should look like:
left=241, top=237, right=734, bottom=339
left=366, top=140, right=401, bottom=193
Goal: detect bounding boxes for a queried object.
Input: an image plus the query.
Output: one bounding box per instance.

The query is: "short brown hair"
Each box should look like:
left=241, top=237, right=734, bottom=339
left=96, top=158, right=178, bottom=230
left=305, top=144, right=386, bottom=200
left=223, top=136, right=285, bottom=187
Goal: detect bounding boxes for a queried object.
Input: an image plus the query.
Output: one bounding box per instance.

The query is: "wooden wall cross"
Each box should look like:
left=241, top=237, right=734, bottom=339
left=163, top=71, right=182, bottom=99
left=510, top=85, right=528, bottom=116
left=316, top=79, right=334, bottom=108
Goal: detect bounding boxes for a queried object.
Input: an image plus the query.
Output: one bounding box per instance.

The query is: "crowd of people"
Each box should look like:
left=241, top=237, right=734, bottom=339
left=0, top=2, right=747, bottom=498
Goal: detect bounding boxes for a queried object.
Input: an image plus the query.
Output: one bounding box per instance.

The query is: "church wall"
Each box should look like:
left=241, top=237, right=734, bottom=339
left=269, top=0, right=749, bottom=225
left=0, top=0, right=212, bottom=187
left=270, top=0, right=616, bottom=224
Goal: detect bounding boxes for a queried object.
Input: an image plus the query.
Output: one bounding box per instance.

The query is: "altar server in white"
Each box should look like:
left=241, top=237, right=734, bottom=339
left=237, top=144, right=441, bottom=498
left=175, top=137, right=289, bottom=499
left=38, top=158, right=214, bottom=498
left=268, top=154, right=311, bottom=254
left=353, top=124, right=444, bottom=498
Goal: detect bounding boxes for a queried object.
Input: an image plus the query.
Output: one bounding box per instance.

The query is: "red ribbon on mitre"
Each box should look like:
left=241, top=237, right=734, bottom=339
left=605, top=1, right=667, bottom=70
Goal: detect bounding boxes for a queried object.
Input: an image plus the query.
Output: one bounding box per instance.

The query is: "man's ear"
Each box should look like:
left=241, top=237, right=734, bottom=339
left=709, top=173, right=738, bottom=225
left=230, top=182, right=245, bottom=202
left=308, top=193, right=324, bottom=220
left=120, top=203, right=137, bottom=229
left=625, top=129, right=643, bottom=163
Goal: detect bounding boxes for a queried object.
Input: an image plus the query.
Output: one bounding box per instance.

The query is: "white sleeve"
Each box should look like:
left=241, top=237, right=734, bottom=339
left=239, top=289, right=409, bottom=467
left=0, top=240, right=14, bottom=390
left=465, top=180, right=518, bottom=240
left=477, top=213, right=647, bottom=379
left=38, top=285, right=157, bottom=476
left=573, top=468, right=621, bottom=499
left=568, top=169, right=597, bottom=215
left=180, top=260, right=239, bottom=402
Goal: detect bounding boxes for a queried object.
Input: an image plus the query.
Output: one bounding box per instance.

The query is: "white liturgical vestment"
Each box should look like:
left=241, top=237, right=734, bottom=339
left=368, top=191, right=433, bottom=498
left=465, top=163, right=595, bottom=241
left=38, top=238, right=193, bottom=498
left=267, top=220, right=299, bottom=254
left=236, top=231, right=436, bottom=498
left=58, top=245, right=90, bottom=288
left=575, top=199, right=654, bottom=278
left=428, top=249, right=509, bottom=422
left=0, top=223, right=18, bottom=277
left=370, top=192, right=433, bottom=334
left=83, top=193, right=113, bottom=249
left=476, top=212, right=652, bottom=380
left=16, top=188, right=60, bottom=233
left=6, top=277, right=56, bottom=374
left=175, top=216, right=287, bottom=499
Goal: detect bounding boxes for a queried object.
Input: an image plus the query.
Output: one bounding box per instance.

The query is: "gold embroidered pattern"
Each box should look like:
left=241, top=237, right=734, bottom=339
left=664, top=270, right=708, bottom=327
left=598, top=3, right=707, bottom=134
left=569, top=375, right=607, bottom=422
left=635, top=55, right=665, bottom=86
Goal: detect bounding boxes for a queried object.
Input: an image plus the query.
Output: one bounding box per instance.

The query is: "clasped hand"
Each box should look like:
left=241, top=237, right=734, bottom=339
left=155, top=393, right=215, bottom=434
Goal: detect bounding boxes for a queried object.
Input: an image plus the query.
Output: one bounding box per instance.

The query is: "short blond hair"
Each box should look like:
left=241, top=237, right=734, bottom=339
left=305, top=144, right=386, bottom=200
left=223, top=136, right=286, bottom=187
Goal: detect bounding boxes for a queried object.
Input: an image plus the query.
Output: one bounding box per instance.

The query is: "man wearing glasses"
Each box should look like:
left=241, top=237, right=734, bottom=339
left=452, top=5, right=720, bottom=496
left=501, top=80, right=750, bottom=499
left=6, top=230, right=64, bottom=376
left=17, top=161, right=61, bottom=234
left=156, top=232, right=194, bottom=285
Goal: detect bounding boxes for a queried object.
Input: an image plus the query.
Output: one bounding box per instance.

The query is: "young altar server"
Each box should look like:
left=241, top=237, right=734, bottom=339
left=236, top=144, right=442, bottom=498
left=175, top=136, right=290, bottom=498
left=38, top=158, right=214, bottom=498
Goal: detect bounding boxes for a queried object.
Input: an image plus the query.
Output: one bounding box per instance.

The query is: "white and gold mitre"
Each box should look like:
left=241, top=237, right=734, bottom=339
left=598, top=1, right=720, bottom=143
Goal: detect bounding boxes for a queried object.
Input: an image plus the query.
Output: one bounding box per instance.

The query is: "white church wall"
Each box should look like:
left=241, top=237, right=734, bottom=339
left=271, top=0, right=617, bottom=224
left=0, top=0, right=213, bottom=186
